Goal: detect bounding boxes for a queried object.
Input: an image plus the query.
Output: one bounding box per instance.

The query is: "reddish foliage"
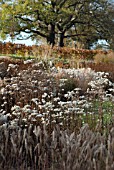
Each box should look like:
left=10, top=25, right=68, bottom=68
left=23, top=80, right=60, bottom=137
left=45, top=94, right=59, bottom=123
left=0, top=42, right=32, bottom=55
left=0, top=42, right=111, bottom=60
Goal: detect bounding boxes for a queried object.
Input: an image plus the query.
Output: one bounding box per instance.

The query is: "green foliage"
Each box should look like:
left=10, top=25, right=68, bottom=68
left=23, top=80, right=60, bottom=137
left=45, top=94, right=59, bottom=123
left=80, top=100, right=114, bottom=130
left=91, top=100, right=114, bottom=114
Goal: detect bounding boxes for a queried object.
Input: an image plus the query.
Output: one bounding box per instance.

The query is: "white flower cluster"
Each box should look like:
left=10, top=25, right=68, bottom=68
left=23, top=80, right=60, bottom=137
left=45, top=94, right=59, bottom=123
left=0, top=60, right=113, bottom=127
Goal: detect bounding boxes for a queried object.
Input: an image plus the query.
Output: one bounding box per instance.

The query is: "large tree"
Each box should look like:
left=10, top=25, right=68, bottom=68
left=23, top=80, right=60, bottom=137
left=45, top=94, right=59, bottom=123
left=0, top=0, right=113, bottom=48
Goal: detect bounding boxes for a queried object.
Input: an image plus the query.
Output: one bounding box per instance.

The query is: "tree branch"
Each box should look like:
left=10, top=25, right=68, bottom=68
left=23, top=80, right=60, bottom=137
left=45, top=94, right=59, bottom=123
left=64, top=33, right=87, bottom=38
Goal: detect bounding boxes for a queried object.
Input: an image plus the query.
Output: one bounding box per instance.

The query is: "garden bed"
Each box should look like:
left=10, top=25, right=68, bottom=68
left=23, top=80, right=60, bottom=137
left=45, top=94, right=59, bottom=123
left=0, top=57, right=114, bottom=169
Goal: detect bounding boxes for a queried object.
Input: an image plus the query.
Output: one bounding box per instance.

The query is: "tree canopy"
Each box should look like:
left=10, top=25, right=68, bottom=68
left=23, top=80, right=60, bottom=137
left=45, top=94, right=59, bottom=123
left=0, top=0, right=114, bottom=48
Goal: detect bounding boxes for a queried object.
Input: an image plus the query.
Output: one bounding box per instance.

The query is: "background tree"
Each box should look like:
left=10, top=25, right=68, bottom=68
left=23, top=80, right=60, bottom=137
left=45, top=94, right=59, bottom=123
left=65, top=0, right=114, bottom=49
left=105, top=2, right=114, bottom=49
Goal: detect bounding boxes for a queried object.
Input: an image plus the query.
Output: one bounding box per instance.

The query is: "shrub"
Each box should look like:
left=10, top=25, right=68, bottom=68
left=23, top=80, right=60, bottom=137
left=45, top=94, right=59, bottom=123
left=60, top=77, right=78, bottom=93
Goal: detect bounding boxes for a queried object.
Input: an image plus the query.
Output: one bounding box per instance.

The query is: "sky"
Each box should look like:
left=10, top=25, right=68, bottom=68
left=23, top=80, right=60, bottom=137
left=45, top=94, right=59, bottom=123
left=2, top=36, right=36, bottom=46
left=0, top=32, right=38, bottom=46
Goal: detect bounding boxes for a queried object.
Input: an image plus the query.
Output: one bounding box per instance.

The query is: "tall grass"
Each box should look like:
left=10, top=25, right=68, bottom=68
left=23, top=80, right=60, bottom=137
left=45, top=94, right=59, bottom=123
left=0, top=123, right=114, bottom=170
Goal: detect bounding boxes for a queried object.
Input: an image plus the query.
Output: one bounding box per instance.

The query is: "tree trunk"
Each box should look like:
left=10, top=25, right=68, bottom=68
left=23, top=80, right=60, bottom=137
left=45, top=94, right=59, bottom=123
left=47, top=24, right=55, bottom=47
left=59, top=32, right=65, bottom=47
